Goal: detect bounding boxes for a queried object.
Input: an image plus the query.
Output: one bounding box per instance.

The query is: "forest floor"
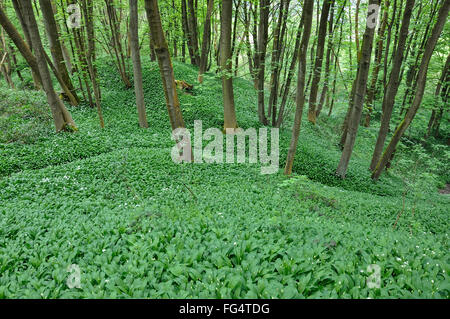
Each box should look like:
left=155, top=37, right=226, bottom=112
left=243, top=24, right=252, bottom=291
left=0, top=59, right=448, bottom=298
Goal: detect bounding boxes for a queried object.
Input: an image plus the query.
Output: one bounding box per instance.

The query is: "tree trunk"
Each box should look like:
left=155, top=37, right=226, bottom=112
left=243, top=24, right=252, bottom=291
left=284, top=0, right=314, bottom=175
left=427, top=53, right=450, bottom=137
left=105, top=0, right=132, bottom=88
left=39, top=0, right=79, bottom=105
left=364, top=0, right=390, bottom=127
left=369, top=0, right=414, bottom=171
left=129, top=0, right=148, bottom=128
left=144, top=0, right=188, bottom=132
left=0, top=5, right=42, bottom=87
left=336, top=0, right=380, bottom=179
left=220, top=0, right=238, bottom=131
left=276, top=17, right=303, bottom=128
left=268, top=0, right=290, bottom=126
left=11, top=0, right=40, bottom=89
left=181, top=0, right=195, bottom=65
left=187, top=0, right=200, bottom=66
left=81, top=0, right=104, bottom=128
left=307, top=0, right=333, bottom=124
left=256, top=0, right=269, bottom=125
left=198, top=0, right=214, bottom=83
left=20, top=0, right=76, bottom=132
left=317, top=0, right=338, bottom=118
left=372, top=0, right=449, bottom=180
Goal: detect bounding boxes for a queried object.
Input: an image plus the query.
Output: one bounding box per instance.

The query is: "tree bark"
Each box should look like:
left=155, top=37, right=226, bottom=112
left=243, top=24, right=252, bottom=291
left=427, top=53, right=450, bottom=137
left=198, top=0, right=214, bottom=83
left=317, top=0, right=338, bottom=118
left=284, top=0, right=314, bottom=175
left=256, top=0, right=269, bottom=125
left=276, top=17, right=303, bottom=128
left=268, top=0, right=290, bottom=126
left=369, top=0, right=414, bottom=171
left=39, top=0, right=79, bottom=104
left=307, top=0, right=333, bottom=124
left=336, top=0, right=380, bottom=179
left=372, top=0, right=449, bottom=180
left=11, top=0, right=41, bottom=89
left=129, top=0, right=148, bottom=128
left=187, top=0, right=200, bottom=66
left=144, top=0, right=187, bottom=132
left=220, top=0, right=238, bottom=131
left=364, top=0, right=390, bottom=127
left=20, top=0, right=76, bottom=132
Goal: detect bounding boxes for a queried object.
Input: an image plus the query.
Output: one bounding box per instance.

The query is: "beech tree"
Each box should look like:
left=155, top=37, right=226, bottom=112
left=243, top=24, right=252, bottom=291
left=372, top=0, right=450, bottom=180
left=267, top=0, right=290, bottom=126
left=336, top=0, right=380, bottom=179
left=284, top=0, right=314, bottom=175
left=144, top=0, right=187, bottom=131
left=427, top=53, right=450, bottom=138
left=129, top=0, right=148, bottom=128
left=198, top=0, right=214, bottom=83
left=307, top=0, right=333, bottom=125
left=369, top=0, right=415, bottom=172
left=364, top=0, right=390, bottom=127
left=39, top=0, right=79, bottom=105
left=220, top=0, right=238, bottom=131
left=20, top=0, right=76, bottom=132
left=256, top=0, right=269, bottom=125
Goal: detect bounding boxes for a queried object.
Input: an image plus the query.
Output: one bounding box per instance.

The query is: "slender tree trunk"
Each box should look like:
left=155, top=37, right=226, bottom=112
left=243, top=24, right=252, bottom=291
left=317, top=0, right=337, bottom=118
left=364, top=0, right=390, bottom=127
left=369, top=0, right=414, bottom=171
left=399, top=0, right=439, bottom=115
left=105, top=0, right=132, bottom=88
left=129, top=0, right=148, bottom=128
left=181, top=0, right=195, bottom=65
left=276, top=17, right=303, bottom=128
left=355, top=0, right=361, bottom=57
left=372, top=0, right=449, bottom=180
left=336, top=0, right=380, bottom=179
left=268, top=0, right=290, bottom=126
left=328, top=17, right=344, bottom=116
left=256, top=0, right=269, bottom=125
left=198, top=0, right=214, bottom=83
left=0, top=5, right=42, bottom=87
left=81, top=0, right=104, bottom=128
left=220, top=0, right=238, bottom=131
left=243, top=3, right=254, bottom=82
left=307, top=0, right=333, bottom=124
left=187, top=0, right=200, bottom=65
left=39, top=0, right=79, bottom=105
left=427, top=53, right=450, bottom=137
left=20, top=0, right=76, bottom=132
left=144, top=0, right=188, bottom=133
left=0, top=22, right=14, bottom=89
left=382, top=0, right=398, bottom=92
left=231, top=0, right=241, bottom=58
left=11, top=0, right=40, bottom=89
left=284, top=0, right=314, bottom=175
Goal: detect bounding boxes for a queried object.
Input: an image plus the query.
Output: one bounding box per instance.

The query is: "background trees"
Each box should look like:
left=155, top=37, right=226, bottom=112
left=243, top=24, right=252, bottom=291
left=0, top=0, right=448, bottom=182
